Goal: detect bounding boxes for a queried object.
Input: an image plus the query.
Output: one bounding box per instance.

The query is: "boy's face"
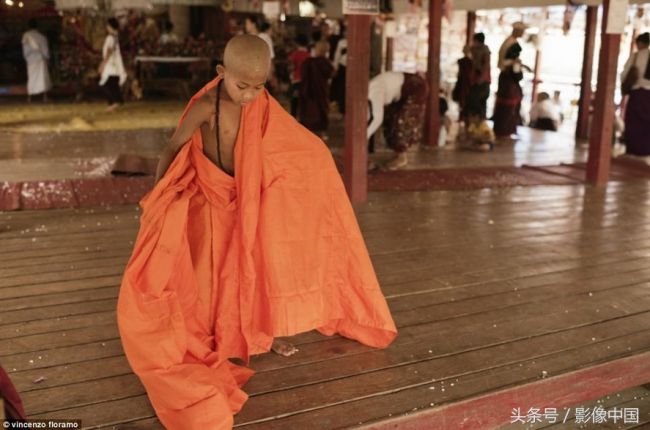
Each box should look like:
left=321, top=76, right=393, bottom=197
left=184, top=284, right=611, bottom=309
left=217, top=65, right=267, bottom=105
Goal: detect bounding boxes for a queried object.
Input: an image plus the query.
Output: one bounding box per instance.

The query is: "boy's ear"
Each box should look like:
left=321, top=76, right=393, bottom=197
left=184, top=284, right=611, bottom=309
left=216, top=64, right=225, bottom=77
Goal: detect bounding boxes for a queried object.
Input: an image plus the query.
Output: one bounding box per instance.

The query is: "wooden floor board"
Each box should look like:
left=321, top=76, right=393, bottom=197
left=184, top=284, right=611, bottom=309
left=2, top=339, right=124, bottom=372
left=0, top=245, right=135, bottom=268
left=5, top=182, right=650, bottom=429
left=235, top=341, right=650, bottom=428
left=0, top=253, right=131, bottom=278
left=499, top=385, right=650, bottom=429
left=1, top=285, right=118, bottom=313
left=0, top=297, right=117, bottom=325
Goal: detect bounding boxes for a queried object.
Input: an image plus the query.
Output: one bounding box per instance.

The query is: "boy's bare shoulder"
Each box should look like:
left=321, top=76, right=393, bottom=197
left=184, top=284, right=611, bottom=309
left=168, top=89, right=217, bottom=150
left=194, top=90, right=216, bottom=117
left=180, top=91, right=215, bottom=131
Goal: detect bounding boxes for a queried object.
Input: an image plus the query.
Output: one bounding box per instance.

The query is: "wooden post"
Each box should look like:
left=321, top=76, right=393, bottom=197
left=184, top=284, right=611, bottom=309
left=586, top=0, right=621, bottom=185
left=344, top=14, right=371, bottom=203
left=576, top=6, right=597, bottom=141
left=425, top=0, right=443, bottom=147
left=466, top=11, right=476, bottom=47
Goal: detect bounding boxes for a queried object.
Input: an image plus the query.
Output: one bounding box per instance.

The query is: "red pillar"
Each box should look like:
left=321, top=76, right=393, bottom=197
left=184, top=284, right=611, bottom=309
left=586, top=0, right=621, bottom=185
left=466, top=11, right=476, bottom=47
left=344, top=15, right=371, bottom=203
left=576, top=6, right=598, bottom=141
left=425, top=0, right=443, bottom=147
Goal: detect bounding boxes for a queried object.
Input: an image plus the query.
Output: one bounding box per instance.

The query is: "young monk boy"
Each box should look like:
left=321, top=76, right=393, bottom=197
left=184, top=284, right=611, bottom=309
left=117, top=35, right=397, bottom=430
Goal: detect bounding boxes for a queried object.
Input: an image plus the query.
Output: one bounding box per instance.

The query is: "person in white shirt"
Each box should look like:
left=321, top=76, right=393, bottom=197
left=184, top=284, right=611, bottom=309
left=258, top=22, right=275, bottom=60
left=22, top=19, right=51, bottom=103
left=244, top=15, right=274, bottom=58
left=332, top=38, right=347, bottom=72
left=621, top=32, right=650, bottom=155
left=530, top=92, right=561, bottom=131
left=245, top=15, right=276, bottom=92
left=99, top=18, right=127, bottom=112
left=367, top=72, right=428, bottom=170
left=159, top=21, right=180, bottom=45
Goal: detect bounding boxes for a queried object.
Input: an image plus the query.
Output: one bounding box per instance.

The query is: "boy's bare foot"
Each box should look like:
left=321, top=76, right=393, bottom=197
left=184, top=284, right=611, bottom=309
left=106, top=103, right=120, bottom=112
left=384, top=152, right=408, bottom=170
left=271, top=339, right=299, bottom=357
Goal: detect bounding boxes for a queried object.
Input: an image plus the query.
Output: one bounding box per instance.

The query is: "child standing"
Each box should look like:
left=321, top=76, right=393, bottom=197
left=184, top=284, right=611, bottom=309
left=288, top=34, right=310, bottom=117
left=117, top=35, right=396, bottom=430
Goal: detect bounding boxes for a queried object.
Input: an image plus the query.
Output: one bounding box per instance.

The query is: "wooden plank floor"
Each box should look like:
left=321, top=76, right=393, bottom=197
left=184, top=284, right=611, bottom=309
left=3, top=181, right=650, bottom=429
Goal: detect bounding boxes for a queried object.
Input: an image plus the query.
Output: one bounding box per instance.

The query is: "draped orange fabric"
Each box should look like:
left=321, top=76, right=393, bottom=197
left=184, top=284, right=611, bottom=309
left=117, top=78, right=397, bottom=429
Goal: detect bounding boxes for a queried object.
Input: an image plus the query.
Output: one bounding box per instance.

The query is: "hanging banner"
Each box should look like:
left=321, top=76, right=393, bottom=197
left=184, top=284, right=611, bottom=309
left=343, top=0, right=379, bottom=15
left=605, top=0, right=629, bottom=34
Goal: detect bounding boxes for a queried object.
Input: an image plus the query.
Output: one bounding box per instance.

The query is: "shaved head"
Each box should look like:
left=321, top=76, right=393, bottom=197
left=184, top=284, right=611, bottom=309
left=217, top=35, right=272, bottom=105
left=223, top=34, right=271, bottom=77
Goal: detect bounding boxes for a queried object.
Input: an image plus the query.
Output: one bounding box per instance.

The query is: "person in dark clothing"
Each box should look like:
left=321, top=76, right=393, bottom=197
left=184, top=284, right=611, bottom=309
left=299, top=41, right=334, bottom=137
left=453, top=45, right=473, bottom=123
left=493, top=42, right=525, bottom=139
left=466, top=32, right=491, bottom=118
left=288, top=34, right=311, bottom=117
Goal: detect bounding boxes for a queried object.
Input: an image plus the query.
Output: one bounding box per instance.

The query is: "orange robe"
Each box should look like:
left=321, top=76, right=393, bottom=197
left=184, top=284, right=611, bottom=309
left=117, top=78, right=397, bottom=429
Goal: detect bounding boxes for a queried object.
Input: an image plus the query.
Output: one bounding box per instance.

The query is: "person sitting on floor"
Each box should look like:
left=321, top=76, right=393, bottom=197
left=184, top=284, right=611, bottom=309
left=529, top=92, right=561, bottom=132
left=459, top=108, right=495, bottom=152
